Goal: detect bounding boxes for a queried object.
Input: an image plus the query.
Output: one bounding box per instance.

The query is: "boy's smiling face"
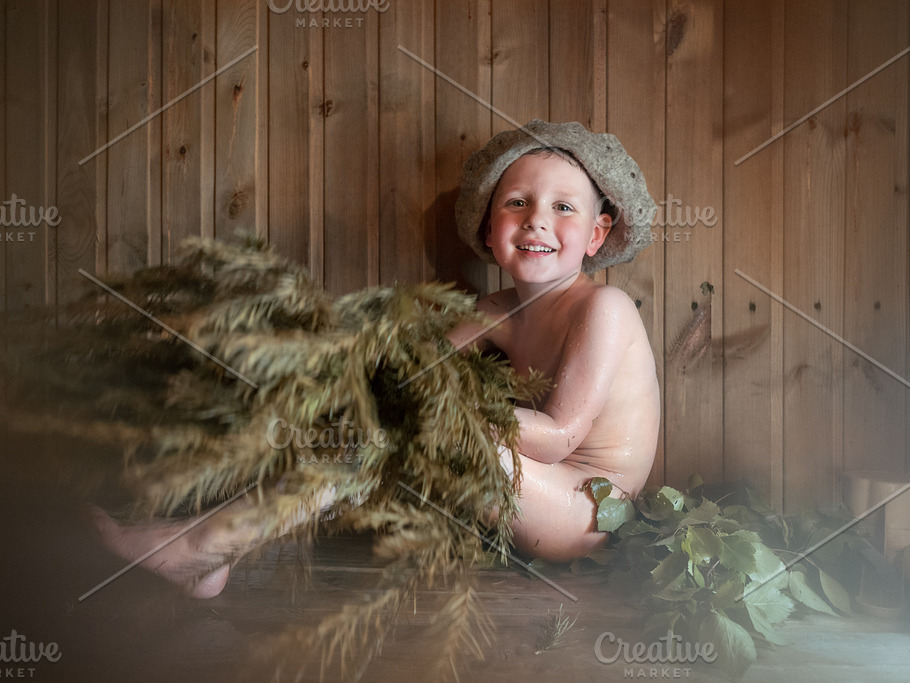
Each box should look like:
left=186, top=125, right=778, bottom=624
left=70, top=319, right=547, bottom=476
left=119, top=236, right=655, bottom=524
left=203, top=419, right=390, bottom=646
left=485, top=152, right=611, bottom=285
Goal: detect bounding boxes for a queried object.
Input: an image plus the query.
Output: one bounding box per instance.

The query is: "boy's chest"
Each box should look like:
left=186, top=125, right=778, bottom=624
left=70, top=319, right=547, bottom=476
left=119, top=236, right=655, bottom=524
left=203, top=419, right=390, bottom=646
left=492, top=314, right=571, bottom=380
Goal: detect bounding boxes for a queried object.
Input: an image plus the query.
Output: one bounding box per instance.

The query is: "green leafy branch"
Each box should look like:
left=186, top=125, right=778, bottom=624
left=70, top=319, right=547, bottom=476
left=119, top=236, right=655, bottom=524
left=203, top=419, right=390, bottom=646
left=593, top=477, right=860, bottom=680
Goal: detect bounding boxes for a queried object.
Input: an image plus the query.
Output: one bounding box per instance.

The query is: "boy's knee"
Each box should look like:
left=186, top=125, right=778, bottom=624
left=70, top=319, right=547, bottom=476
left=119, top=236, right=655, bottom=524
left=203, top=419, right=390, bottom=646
left=498, top=445, right=516, bottom=484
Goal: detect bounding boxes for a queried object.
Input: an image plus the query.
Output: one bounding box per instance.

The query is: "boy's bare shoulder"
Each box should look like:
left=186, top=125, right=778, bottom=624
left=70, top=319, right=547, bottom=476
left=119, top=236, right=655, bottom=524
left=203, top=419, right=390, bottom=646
left=476, top=288, right=518, bottom=316
left=579, top=283, right=640, bottom=322
left=476, top=282, right=639, bottom=323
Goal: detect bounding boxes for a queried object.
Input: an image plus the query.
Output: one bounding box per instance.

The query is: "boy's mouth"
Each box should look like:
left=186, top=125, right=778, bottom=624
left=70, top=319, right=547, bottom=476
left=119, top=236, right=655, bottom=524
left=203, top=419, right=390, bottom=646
left=516, top=243, right=555, bottom=253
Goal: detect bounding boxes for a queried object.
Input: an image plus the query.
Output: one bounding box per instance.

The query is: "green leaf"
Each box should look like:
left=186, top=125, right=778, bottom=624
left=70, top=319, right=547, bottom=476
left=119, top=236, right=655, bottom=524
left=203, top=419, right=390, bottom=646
left=596, top=495, right=635, bottom=533
left=588, top=476, right=613, bottom=505
left=655, top=570, right=698, bottom=602
left=711, top=579, right=744, bottom=611
left=717, top=533, right=756, bottom=574
left=642, top=610, right=684, bottom=641
left=744, top=600, right=789, bottom=646
left=687, top=473, right=704, bottom=492
left=742, top=580, right=793, bottom=625
left=681, top=526, right=723, bottom=565
left=638, top=489, right=677, bottom=522
left=675, top=499, right=721, bottom=530
left=697, top=610, right=756, bottom=681
left=747, top=541, right=788, bottom=591
left=584, top=548, right=617, bottom=566
left=615, top=519, right=658, bottom=539
left=652, top=550, right=688, bottom=587
left=731, top=528, right=764, bottom=545
left=651, top=534, right=683, bottom=553
left=779, top=515, right=792, bottom=548
left=659, top=486, right=686, bottom=511
left=818, top=568, right=852, bottom=615
left=788, top=570, right=837, bottom=616
left=712, top=517, right=744, bottom=534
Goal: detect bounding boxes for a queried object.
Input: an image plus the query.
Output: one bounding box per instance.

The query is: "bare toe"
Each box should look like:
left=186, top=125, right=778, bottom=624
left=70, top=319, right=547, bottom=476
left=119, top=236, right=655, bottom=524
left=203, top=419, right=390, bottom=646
left=189, top=565, right=231, bottom=599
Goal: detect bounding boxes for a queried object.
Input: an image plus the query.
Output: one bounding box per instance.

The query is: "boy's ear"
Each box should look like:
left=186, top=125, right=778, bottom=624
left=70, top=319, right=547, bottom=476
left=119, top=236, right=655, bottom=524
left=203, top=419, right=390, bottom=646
left=586, top=213, right=611, bottom=257
left=483, top=219, right=492, bottom=248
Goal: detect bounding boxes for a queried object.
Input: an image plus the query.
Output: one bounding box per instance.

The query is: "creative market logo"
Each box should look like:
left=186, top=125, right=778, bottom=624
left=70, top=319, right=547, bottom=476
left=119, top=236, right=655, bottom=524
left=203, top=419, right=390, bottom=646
left=0, top=629, right=62, bottom=678
left=267, top=416, right=389, bottom=465
left=267, top=0, right=391, bottom=29
left=594, top=630, right=716, bottom=678
left=2, top=194, right=61, bottom=245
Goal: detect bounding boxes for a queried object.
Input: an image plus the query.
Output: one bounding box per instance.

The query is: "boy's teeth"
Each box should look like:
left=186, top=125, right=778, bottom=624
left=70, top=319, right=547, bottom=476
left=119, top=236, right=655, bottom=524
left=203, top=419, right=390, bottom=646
left=517, top=245, right=554, bottom=252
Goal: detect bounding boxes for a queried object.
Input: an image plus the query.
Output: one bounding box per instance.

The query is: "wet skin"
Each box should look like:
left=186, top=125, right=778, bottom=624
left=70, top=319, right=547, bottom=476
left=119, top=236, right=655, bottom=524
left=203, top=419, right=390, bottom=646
left=449, top=153, right=660, bottom=561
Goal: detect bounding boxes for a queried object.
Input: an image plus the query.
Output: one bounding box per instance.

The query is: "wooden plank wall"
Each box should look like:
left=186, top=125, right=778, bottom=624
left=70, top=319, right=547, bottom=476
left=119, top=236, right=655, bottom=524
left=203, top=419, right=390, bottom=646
left=1, top=0, right=908, bottom=513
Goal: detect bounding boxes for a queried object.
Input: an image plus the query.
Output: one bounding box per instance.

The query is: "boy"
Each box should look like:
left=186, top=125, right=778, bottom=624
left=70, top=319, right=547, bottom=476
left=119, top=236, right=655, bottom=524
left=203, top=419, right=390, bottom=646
left=450, top=120, right=659, bottom=561
left=93, top=120, right=659, bottom=595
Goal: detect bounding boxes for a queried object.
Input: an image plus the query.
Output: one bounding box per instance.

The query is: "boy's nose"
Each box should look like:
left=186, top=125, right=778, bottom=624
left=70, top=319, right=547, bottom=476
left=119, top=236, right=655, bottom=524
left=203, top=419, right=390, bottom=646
left=523, top=206, right=549, bottom=230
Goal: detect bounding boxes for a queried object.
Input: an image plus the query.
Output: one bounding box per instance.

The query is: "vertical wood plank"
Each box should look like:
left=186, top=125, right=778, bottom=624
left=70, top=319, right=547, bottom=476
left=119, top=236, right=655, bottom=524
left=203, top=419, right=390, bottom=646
left=378, top=0, right=435, bottom=286
left=148, top=0, right=163, bottom=267
left=3, top=0, right=55, bottom=310
left=56, top=0, right=107, bottom=303
left=0, top=2, right=6, bottom=316
left=323, top=11, right=379, bottom=295
left=490, top=0, right=549, bottom=291
left=721, top=0, right=785, bottom=507
left=434, top=0, right=493, bottom=295
left=254, top=0, right=269, bottom=243
left=606, top=0, right=668, bottom=489
left=43, top=0, right=58, bottom=302
left=491, top=0, right=548, bottom=129
left=548, top=0, right=607, bottom=130
left=267, top=6, right=324, bottom=279
left=842, top=0, right=909, bottom=479
left=551, top=0, right=606, bottom=294
left=663, top=0, right=725, bottom=488
left=214, top=0, right=262, bottom=241
left=162, top=0, right=217, bottom=260
left=782, top=0, right=847, bottom=511
left=0, top=0, right=4, bottom=438
left=106, top=0, right=161, bottom=274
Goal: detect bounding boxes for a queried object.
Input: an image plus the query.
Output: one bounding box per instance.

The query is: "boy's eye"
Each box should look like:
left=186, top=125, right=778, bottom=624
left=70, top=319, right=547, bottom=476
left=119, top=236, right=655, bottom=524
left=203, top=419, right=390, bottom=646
left=508, top=199, right=527, bottom=208
left=555, top=203, right=574, bottom=212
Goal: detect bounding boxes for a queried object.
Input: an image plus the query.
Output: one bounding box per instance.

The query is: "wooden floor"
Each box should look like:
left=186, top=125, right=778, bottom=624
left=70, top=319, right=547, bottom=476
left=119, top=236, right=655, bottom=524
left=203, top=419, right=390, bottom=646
left=2, top=446, right=909, bottom=683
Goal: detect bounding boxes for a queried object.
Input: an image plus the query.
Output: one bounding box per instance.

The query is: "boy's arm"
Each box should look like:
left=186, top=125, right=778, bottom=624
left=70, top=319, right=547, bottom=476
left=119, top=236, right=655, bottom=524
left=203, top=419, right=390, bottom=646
left=512, top=287, right=636, bottom=464
left=444, top=294, right=504, bottom=352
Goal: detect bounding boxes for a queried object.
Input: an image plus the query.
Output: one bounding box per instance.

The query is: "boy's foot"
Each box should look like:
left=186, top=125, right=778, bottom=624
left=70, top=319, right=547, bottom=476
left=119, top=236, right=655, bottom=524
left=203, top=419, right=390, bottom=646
left=87, top=485, right=339, bottom=599
left=88, top=506, right=244, bottom=598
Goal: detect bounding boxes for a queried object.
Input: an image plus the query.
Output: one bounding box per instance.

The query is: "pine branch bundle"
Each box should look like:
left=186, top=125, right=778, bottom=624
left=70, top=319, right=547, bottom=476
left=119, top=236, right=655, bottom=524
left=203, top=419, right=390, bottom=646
left=2, top=235, right=546, bottom=680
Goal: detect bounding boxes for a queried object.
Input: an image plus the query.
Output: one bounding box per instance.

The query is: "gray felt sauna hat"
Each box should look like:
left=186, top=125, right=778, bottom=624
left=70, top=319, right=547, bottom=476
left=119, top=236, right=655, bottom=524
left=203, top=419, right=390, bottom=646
left=455, top=120, right=657, bottom=273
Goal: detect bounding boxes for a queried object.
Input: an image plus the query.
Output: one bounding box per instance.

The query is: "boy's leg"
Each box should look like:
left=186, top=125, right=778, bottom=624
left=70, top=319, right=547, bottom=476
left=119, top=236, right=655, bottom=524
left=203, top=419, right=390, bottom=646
left=500, top=449, right=616, bottom=562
